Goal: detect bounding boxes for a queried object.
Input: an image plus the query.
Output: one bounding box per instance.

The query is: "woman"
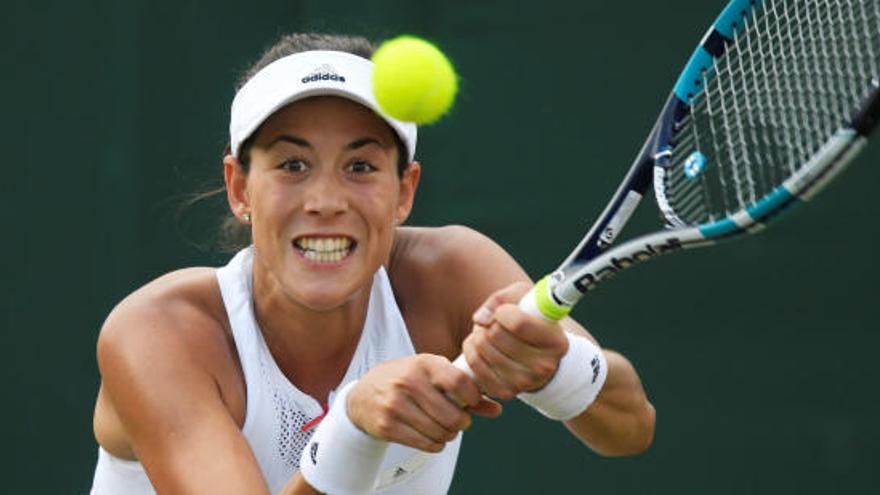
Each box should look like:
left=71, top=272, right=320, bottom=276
left=91, top=33, right=655, bottom=494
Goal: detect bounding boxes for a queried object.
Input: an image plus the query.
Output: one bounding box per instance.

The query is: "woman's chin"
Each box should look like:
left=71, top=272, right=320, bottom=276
left=288, top=287, right=361, bottom=312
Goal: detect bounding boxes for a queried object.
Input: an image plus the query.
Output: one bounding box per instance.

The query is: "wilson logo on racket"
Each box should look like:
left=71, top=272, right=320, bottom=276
left=301, top=64, right=346, bottom=84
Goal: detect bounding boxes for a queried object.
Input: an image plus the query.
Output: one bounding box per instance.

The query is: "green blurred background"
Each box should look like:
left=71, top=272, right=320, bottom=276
left=4, top=0, right=879, bottom=493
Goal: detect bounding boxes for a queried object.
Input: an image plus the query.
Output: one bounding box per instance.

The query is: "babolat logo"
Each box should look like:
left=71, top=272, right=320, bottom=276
left=302, top=64, right=346, bottom=84
left=574, top=237, right=683, bottom=292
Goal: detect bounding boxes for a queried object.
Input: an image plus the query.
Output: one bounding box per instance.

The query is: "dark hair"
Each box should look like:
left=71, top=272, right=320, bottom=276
left=215, top=33, right=410, bottom=251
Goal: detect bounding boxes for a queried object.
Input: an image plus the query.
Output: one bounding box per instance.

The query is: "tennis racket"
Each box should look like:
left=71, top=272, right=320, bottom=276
left=455, top=0, right=880, bottom=358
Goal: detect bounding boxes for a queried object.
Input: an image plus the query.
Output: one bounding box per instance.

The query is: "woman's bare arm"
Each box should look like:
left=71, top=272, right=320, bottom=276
left=402, top=225, right=655, bottom=456
left=96, top=285, right=273, bottom=494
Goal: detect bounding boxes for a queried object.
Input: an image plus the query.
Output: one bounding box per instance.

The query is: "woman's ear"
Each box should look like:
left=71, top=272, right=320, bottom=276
left=224, top=155, right=251, bottom=223
left=394, top=161, right=421, bottom=225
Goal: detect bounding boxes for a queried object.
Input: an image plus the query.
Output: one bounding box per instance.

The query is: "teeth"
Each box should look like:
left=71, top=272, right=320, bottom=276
left=297, top=237, right=352, bottom=251
left=295, top=236, right=353, bottom=263
left=303, top=249, right=347, bottom=263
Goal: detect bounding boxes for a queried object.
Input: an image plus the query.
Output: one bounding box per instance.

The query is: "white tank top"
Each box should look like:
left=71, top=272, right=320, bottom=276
left=91, top=247, right=462, bottom=494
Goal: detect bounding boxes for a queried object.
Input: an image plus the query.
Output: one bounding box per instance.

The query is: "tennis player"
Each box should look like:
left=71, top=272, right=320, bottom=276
left=90, top=33, right=655, bottom=495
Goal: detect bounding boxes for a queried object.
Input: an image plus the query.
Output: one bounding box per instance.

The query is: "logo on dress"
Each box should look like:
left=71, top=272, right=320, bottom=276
left=590, top=355, right=602, bottom=384
left=309, top=442, right=319, bottom=465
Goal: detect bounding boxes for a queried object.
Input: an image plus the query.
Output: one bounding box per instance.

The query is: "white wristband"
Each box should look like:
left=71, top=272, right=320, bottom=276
left=517, top=333, right=608, bottom=421
left=299, top=381, right=389, bottom=494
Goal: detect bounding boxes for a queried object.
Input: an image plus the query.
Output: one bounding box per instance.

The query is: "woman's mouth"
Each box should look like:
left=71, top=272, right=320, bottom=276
left=293, top=236, right=356, bottom=263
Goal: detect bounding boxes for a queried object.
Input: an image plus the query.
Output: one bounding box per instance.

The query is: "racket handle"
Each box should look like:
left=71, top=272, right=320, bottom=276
left=518, top=276, right=572, bottom=321
left=516, top=285, right=551, bottom=320
left=451, top=279, right=569, bottom=378
left=451, top=354, right=474, bottom=379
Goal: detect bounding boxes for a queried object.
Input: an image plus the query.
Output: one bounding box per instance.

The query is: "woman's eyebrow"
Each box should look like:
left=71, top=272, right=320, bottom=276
left=268, top=134, right=311, bottom=149
left=347, top=137, right=383, bottom=150
left=266, top=136, right=382, bottom=150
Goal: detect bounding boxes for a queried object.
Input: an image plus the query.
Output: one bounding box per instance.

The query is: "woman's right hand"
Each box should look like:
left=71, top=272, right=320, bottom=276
left=347, top=354, right=502, bottom=452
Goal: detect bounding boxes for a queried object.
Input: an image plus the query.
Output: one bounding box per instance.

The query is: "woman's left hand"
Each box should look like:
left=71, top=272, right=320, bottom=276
left=460, top=282, right=570, bottom=400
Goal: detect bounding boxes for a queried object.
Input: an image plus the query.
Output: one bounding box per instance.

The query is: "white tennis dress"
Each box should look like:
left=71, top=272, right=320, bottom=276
left=91, top=247, right=462, bottom=494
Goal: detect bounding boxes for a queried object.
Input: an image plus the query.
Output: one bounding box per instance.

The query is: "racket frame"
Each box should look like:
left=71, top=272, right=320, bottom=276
left=534, top=0, right=880, bottom=317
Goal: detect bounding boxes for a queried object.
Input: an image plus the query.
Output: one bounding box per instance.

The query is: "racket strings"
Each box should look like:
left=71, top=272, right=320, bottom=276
left=663, top=0, right=880, bottom=226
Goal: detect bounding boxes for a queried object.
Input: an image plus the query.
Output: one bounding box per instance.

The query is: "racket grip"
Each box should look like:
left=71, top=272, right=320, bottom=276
left=451, top=354, right=474, bottom=378
left=517, top=285, right=551, bottom=320
left=451, top=281, right=567, bottom=378
left=518, top=277, right=572, bottom=321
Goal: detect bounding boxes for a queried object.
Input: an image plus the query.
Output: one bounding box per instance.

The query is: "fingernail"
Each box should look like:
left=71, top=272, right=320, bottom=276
left=473, top=307, right=492, bottom=325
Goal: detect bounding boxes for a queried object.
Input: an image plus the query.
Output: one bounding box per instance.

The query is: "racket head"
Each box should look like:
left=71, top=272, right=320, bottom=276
left=654, top=0, right=880, bottom=233
left=542, top=0, right=880, bottom=311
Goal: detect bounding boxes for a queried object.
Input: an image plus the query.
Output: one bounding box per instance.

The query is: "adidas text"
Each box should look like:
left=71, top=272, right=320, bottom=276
left=302, top=73, right=346, bottom=83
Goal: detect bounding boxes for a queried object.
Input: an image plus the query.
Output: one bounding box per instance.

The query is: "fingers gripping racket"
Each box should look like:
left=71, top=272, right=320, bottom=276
left=454, top=0, right=880, bottom=375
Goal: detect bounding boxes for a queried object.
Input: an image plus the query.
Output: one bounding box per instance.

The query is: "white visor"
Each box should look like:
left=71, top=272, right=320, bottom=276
left=229, top=50, right=417, bottom=162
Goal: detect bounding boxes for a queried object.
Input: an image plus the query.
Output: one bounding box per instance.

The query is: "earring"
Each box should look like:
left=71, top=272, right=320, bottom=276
left=242, top=212, right=251, bottom=223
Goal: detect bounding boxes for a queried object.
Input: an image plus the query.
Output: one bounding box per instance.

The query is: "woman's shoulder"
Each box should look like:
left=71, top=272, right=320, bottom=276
left=390, top=225, right=525, bottom=280
left=389, top=225, right=496, bottom=298
left=103, top=266, right=225, bottom=330
left=388, top=226, right=531, bottom=353
left=96, top=266, right=233, bottom=376
left=94, top=266, right=244, bottom=457
left=390, top=225, right=497, bottom=269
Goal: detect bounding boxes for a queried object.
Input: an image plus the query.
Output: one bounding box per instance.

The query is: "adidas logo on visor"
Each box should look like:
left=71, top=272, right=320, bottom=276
left=301, top=64, right=346, bottom=84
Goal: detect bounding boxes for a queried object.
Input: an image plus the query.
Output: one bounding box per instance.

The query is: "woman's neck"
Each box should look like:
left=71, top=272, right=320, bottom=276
left=251, top=265, right=372, bottom=401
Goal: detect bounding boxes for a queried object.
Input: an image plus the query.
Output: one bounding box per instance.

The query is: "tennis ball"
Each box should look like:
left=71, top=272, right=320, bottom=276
left=372, top=35, right=458, bottom=125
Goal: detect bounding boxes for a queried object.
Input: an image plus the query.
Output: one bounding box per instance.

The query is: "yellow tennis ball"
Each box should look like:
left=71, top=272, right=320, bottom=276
left=372, top=35, right=458, bottom=125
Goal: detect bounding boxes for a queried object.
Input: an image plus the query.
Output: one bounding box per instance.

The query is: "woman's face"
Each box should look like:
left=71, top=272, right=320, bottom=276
left=226, top=96, right=419, bottom=311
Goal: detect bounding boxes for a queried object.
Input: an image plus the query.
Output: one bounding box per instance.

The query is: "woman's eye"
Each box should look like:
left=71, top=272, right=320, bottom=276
left=280, top=159, right=308, bottom=173
left=348, top=160, right=377, bottom=174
